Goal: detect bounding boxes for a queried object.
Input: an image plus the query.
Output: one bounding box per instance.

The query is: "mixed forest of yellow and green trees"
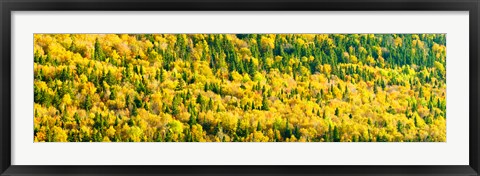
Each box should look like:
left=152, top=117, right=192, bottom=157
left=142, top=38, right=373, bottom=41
left=34, top=34, right=446, bottom=142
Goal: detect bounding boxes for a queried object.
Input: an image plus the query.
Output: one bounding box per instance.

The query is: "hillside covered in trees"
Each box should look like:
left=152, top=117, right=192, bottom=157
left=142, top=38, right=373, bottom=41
left=34, top=34, right=446, bottom=142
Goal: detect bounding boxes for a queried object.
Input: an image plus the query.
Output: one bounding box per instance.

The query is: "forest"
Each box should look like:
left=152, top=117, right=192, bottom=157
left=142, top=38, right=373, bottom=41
left=34, top=33, right=446, bottom=142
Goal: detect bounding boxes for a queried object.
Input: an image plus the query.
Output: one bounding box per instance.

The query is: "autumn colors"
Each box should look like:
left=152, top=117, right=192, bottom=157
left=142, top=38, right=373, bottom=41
left=34, top=34, right=446, bottom=142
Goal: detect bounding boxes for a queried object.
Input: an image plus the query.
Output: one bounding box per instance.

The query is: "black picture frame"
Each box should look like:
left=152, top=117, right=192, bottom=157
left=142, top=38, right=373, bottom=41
left=1, top=0, right=479, bottom=175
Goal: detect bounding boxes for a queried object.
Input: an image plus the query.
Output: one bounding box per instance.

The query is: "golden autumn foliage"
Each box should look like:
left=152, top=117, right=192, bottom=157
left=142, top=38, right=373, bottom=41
left=34, top=34, right=446, bottom=142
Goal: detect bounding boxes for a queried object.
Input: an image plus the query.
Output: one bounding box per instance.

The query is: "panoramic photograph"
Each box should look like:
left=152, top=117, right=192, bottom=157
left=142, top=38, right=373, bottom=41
left=33, top=34, right=446, bottom=142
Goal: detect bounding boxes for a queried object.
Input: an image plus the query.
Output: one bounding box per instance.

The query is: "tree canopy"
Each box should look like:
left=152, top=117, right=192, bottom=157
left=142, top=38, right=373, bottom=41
left=34, top=34, right=446, bottom=142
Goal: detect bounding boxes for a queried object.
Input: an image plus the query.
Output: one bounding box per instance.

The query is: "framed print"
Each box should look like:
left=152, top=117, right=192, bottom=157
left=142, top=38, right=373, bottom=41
left=1, top=0, right=479, bottom=175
